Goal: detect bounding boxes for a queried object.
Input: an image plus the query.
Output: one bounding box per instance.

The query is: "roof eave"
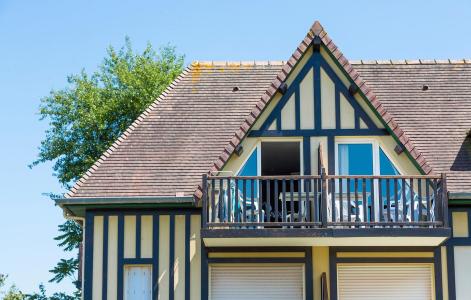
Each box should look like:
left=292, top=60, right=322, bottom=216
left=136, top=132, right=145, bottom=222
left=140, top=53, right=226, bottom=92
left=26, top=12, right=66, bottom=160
left=449, top=192, right=471, bottom=200
left=55, top=195, right=195, bottom=207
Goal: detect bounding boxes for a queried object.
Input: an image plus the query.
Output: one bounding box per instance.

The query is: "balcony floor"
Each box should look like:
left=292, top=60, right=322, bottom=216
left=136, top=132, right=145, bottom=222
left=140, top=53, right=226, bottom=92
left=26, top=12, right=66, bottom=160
left=201, top=227, right=451, bottom=247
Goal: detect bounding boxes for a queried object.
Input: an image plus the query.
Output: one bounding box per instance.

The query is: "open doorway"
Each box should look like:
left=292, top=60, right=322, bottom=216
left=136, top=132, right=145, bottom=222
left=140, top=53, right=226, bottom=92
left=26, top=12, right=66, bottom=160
left=261, top=142, right=300, bottom=176
left=261, top=141, right=301, bottom=221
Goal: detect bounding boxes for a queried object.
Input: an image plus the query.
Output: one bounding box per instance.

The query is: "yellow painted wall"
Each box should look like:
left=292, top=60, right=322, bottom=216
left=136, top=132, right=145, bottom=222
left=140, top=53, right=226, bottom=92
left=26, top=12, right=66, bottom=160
left=339, top=94, right=354, bottom=129
left=281, top=94, right=295, bottom=130
left=89, top=213, right=200, bottom=300
left=320, top=67, right=336, bottom=129
left=92, top=216, right=103, bottom=300
left=441, top=246, right=448, bottom=300
left=141, top=215, right=153, bottom=258
left=300, top=68, right=315, bottom=129
left=174, top=215, right=186, bottom=300
left=313, top=247, right=329, bottom=300
left=190, top=215, right=201, bottom=300
left=452, top=212, right=469, bottom=237
left=159, top=215, right=170, bottom=300
left=124, top=215, right=136, bottom=258
left=107, top=216, right=118, bottom=300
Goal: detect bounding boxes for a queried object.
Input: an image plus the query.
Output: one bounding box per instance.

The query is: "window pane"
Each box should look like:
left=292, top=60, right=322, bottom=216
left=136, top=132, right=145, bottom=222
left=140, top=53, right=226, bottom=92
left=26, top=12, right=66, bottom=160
left=379, top=148, right=400, bottom=175
left=338, top=144, right=373, bottom=220
left=238, top=147, right=258, bottom=176
left=338, top=144, right=373, bottom=175
left=237, top=148, right=259, bottom=204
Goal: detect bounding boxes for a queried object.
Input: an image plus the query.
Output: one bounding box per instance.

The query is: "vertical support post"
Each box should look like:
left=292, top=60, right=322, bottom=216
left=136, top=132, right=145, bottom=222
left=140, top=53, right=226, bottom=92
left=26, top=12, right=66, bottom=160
left=202, top=174, right=208, bottom=228
left=321, top=168, right=328, bottom=227
left=441, top=173, right=449, bottom=227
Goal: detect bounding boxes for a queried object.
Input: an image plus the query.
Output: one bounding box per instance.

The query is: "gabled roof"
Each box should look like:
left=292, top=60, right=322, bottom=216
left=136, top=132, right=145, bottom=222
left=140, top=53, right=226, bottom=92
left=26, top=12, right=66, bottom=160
left=66, top=21, right=471, bottom=200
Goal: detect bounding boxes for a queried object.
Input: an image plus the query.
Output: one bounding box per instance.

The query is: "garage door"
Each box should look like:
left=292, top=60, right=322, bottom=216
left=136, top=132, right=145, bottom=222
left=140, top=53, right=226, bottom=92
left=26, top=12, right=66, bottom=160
left=337, top=263, right=433, bottom=300
left=210, top=264, right=304, bottom=300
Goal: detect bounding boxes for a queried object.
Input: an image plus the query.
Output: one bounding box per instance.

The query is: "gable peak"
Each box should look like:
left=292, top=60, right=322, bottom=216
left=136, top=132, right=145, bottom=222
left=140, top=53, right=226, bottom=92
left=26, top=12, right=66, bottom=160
left=310, top=20, right=324, bottom=36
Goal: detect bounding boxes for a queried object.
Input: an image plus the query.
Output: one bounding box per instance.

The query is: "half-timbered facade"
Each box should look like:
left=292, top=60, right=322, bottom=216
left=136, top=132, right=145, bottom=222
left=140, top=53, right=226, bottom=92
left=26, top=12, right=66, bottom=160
left=57, top=21, right=471, bottom=299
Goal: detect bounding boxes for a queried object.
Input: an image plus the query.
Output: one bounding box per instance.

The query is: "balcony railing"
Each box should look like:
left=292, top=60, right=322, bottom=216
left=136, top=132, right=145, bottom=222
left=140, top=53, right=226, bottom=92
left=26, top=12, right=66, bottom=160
left=201, top=170, right=448, bottom=229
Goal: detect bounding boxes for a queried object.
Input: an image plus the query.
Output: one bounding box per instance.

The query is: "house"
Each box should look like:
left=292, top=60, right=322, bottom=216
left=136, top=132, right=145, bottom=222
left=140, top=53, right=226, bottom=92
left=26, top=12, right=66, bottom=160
left=56, top=20, right=471, bottom=300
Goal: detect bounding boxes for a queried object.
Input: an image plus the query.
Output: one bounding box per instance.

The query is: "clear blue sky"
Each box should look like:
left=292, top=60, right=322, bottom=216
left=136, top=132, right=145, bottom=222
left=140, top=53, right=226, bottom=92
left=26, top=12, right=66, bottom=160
left=1, top=0, right=470, bottom=295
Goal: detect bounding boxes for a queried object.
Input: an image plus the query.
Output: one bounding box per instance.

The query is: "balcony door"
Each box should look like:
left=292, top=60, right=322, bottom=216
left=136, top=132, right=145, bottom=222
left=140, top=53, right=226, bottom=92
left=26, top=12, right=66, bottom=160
left=336, top=139, right=404, bottom=222
left=261, top=141, right=301, bottom=222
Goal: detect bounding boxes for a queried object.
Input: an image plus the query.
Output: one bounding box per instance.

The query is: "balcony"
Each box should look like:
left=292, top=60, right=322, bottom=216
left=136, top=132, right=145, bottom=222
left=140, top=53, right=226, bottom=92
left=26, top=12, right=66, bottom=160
left=200, top=171, right=450, bottom=247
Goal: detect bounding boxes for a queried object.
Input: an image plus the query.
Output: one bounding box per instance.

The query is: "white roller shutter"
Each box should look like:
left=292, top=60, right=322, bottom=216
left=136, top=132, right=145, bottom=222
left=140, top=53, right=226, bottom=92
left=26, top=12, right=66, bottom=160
left=337, top=263, right=433, bottom=300
left=210, top=264, right=304, bottom=300
left=124, top=265, right=152, bottom=300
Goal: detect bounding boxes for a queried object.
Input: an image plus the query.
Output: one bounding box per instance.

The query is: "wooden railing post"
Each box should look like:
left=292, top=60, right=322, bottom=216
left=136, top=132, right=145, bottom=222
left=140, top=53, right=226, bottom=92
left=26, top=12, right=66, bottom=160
left=441, top=173, right=449, bottom=228
left=202, top=173, right=208, bottom=228
left=321, top=168, right=328, bottom=228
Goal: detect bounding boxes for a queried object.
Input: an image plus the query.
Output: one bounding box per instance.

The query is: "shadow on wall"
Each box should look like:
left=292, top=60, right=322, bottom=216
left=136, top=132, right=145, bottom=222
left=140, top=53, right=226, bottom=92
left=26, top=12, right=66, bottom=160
left=451, top=136, right=471, bottom=171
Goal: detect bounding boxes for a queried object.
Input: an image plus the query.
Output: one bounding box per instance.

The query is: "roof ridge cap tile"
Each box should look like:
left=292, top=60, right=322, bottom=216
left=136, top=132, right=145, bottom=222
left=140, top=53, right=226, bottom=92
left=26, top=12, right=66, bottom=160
left=351, top=59, right=471, bottom=65
left=191, top=60, right=285, bottom=67
left=66, top=65, right=193, bottom=198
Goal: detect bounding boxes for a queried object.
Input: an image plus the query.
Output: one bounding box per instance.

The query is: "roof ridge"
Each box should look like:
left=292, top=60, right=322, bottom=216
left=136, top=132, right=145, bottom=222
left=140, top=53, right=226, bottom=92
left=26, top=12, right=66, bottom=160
left=66, top=65, right=194, bottom=198
left=192, top=59, right=471, bottom=67
left=191, top=60, right=286, bottom=66
left=351, top=59, right=471, bottom=65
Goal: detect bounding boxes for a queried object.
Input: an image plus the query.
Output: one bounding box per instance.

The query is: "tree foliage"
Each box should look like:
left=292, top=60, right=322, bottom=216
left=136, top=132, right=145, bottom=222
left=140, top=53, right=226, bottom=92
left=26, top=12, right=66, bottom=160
left=31, top=38, right=184, bottom=296
left=32, top=37, right=184, bottom=186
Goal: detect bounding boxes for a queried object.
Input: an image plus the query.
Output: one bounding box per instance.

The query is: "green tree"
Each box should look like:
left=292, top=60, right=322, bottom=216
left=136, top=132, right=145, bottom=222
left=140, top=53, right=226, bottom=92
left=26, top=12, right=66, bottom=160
left=0, top=274, right=25, bottom=300
left=31, top=38, right=184, bottom=295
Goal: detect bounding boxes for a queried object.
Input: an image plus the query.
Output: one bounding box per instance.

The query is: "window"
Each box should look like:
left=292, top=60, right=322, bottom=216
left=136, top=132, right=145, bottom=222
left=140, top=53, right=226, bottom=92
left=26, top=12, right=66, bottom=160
left=379, top=148, right=400, bottom=175
left=338, top=143, right=374, bottom=175
left=336, top=141, right=400, bottom=176
left=237, top=147, right=259, bottom=198
left=336, top=140, right=404, bottom=221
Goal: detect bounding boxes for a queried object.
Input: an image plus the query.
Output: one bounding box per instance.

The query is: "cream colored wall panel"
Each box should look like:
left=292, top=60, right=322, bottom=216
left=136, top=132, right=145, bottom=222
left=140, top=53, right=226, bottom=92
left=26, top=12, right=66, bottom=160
left=313, top=247, right=329, bottom=300
left=158, top=215, right=170, bottom=300
left=93, top=216, right=104, bottom=300
left=252, top=94, right=281, bottom=130
left=320, top=48, right=384, bottom=129
left=454, top=246, right=471, bottom=300
left=320, top=67, right=336, bottom=129
left=340, top=94, right=355, bottom=129
left=281, top=94, right=296, bottom=130
left=300, top=68, right=315, bottom=129
left=359, top=118, right=368, bottom=129
left=441, top=246, right=448, bottom=300
left=452, top=212, right=469, bottom=237
left=141, top=215, right=153, bottom=258
left=124, top=215, right=136, bottom=258
left=174, top=215, right=186, bottom=300
left=107, top=216, right=118, bottom=300
left=310, top=137, right=327, bottom=175
left=190, top=215, right=201, bottom=300
left=286, top=47, right=313, bottom=86
left=268, top=121, right=276, bottom=130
